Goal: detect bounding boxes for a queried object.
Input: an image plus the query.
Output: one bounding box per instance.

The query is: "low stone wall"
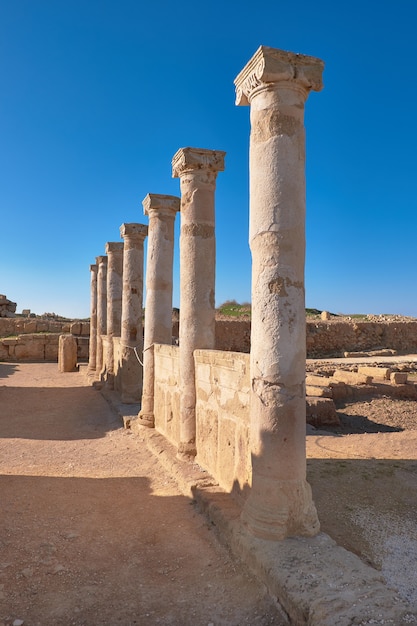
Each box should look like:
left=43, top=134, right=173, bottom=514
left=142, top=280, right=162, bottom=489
left=306, top=320, right=417, bottom=357
left=0, top=319, right=90, bottom=362
left=153, top=344, right=181, bottom=446
left=195, top=350, right=251, bottom=499
left=0, top=318, right=90, bottom=338
left=215, top=319, right=417, bottom=358
left=0, top=333, right=89, bottom=362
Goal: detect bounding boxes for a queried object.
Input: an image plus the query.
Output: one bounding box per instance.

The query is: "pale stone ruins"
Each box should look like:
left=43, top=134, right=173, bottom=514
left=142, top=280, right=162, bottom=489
left=88, top=264, right=98, bottom=372
left=136, top=193, right=180, bottom=429
left=172, top=147, right=225, bottom=460
left=117, top=223, right=148, bottom=403
left=95, top=255, right=107, bottom=378
left=103, top=241, right=124, bottom=389
left=80, top=45, right=417, bottom=623
left=234, top=46, right=323, bottom=540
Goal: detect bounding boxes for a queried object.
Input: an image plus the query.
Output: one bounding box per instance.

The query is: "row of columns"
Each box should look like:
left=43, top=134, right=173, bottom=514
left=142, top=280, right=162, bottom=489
left=87, top=46, right=324, bottom=542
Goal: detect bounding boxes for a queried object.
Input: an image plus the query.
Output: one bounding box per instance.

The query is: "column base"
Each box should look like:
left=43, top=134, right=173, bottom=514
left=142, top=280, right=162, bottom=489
left=136, top=411, right=155, bottom=428
left=241, top=477, right=320, bottom=541
left=176, top=441, right=197, bottom=462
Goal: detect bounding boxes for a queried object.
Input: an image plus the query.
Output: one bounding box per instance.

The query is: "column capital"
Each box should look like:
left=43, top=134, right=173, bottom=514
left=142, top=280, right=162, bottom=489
left=90, top=264, right=98, bottom=273
left=142, top=193, right=180, bottom=218
left=96, top=255, right=108, bottom=266
left=234, top=45, right=324, bottom=106
left=120, top=223, right=148, bottom=240
left=172, top=147, right=226, bottom=179
left=105, top=242, right=124, bottom=255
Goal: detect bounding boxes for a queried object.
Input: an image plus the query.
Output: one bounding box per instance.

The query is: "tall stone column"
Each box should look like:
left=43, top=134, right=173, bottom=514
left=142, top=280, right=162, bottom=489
left=105, top=242, right=124, bottom=388
left=88, top=263, right=98, bottom=372
left=172, top=147, right=225, bottom=460
left=136, top=193, right=180, bottom=428
left=95, top=255, right=108, bottom=377
left=119, top=223, right=148, bottom=403
left=234, top=46, right=324, bottom=540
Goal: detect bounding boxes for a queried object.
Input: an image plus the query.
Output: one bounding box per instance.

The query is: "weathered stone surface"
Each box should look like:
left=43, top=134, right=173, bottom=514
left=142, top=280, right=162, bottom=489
left=358, top=365, right=391, bottom=380
left=306, top=385, right=332, bottom=398
left=391, top=371, right=408, bottom=384
left=88, top=263, right=98, bottom=372
left=306, top=397, right=340, bottom=427
left=235, top=45, right=323, bottom=540
left=173, top=147, right=225, bottom=460
left=117, top=223, right=147, bottom=403
left=58, top=334, right=77, bottom=372
left=152, top=343, right=181, bottom=446
left=95, top=256, right=108, bottom=377
left=138, top=194, right=180, bottom=428
left=104, top=242, right=124, bottom=388
left=333, top=370, right=373, bottom=385
left=195, top=350, right=250, bottom=495
left=70, top=322, right=82, bottom=336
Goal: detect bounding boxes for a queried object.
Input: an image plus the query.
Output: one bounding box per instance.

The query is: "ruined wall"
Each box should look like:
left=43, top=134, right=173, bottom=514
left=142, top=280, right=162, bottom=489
left=195, top=350, right=251, bottom=499
left=306, top=321, right=417, bottom=357
left=153, top=344, right=181, bottom=446
left=214, top=320, right=417, bottom=357
left=0, top=319, right=90, bottom=362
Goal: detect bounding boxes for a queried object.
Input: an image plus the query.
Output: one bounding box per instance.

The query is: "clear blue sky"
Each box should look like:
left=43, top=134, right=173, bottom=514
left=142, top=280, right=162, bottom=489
left=1, top=0, right=416, bottom=318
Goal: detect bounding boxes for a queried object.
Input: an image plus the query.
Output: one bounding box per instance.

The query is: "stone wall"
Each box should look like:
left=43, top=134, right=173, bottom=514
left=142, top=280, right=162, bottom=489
left=0, top=319, right=90, bottom=362
left=306, top=321, right=417, bottom=358
left=153, top=344, right=181, bottom=446
left=215, top=320, right=417, bottom=357
left=194, top=350, right=251, bottom=499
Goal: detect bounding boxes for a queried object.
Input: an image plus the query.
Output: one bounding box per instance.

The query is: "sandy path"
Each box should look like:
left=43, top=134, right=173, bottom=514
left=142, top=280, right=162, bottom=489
left=0, top=363, right=285, bottom=626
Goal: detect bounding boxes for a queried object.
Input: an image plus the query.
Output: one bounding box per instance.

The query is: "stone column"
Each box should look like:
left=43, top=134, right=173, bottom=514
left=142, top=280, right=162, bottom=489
left=119, top=223, right=148, bottom=403
left=88, top=263, right=98, bottom=372
left=95, top=255, right=108, bottom=377
left=172, top=147, right=225, bottom=460
left=104, top=241, right=124, bottom=388
left=136, top=193, right=180, bottom=428
left=234, top=46, right=324, bottom=540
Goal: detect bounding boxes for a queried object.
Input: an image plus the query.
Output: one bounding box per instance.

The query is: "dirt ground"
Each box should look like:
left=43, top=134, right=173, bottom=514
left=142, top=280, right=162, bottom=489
left=307, top=392, right=417, bottom=607
left=0, top=363, right=286, bottom=626
left=2, top=363, right=417, bottom=624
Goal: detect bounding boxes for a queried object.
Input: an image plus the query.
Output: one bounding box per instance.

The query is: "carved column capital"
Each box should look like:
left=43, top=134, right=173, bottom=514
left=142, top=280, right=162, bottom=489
left=142, top=193, right=180, bottom=219
left=105, top=242, right=124, bottom=255
left=234, top=45, right=324, bottom=106
left=120, top=223, right=148, bottom=241
left=90, top=264, right=98, bottom=273
left=172, top=147, right=226, bottom=178
left=95, top=255, right=108, bottom=266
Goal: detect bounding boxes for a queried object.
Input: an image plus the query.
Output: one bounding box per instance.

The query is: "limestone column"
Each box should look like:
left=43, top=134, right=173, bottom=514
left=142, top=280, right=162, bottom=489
left=88, top=263, right=98, bottom=372
left=137, top=194, right=180, bottom=428
left=105, top=242, right=124, bottom=388
left=119, top=223, right=148, bottom=403
left=234, top=46, right=324, bottom=540
left=95, top=255, right=108, bottom=377
left=172, top=147, right=225, bottom=460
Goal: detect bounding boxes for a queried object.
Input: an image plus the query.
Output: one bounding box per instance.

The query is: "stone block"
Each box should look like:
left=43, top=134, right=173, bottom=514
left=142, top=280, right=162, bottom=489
left=305, top=374, right=331, bottom=387
left=390, top=371, right=408, bottom=384
left=321, top=310, right=331, bottom=320
left=81, top=322, right=90, bottom=336
left=70, top=322, right=82, bottom=336
left=358, top=366, right=391, bottom=380
left=58, top=334, right=78, bottom=372
left=306, top=385, right=332, bottom=398
left=24, top=320, right=37, bottom=333
left=333, top=370, right=373, bottom=385
left=306, top=397, right=340, bottom=427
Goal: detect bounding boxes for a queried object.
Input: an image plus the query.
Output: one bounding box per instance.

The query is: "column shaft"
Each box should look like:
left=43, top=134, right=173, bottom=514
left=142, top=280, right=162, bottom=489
left=172, top=147, right=225, bottom=460
left=105, top=242, right=124, bottom=388
left=234, top=46, right=324, bottom=540
left=88, top=264, right=98, bottom=371
left=95, top=255, right=108, bottom=377
left=137, top=194, right=180, bottom=428
left=119, top=223, right=148, bottom=403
